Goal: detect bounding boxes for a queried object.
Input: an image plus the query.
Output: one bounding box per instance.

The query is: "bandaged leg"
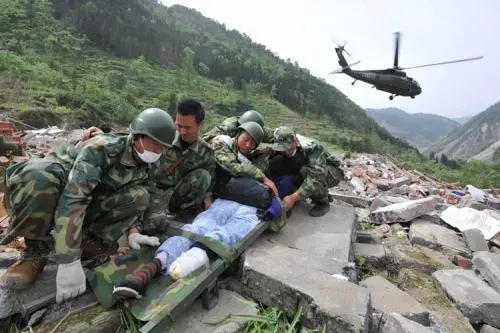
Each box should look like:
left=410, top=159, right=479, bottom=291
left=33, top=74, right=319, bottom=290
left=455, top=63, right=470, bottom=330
left=168, top=203, right=259, bottom=280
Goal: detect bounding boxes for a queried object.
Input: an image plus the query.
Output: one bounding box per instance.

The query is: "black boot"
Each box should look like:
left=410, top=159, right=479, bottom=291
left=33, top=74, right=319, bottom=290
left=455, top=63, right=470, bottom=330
left=308, top=201, right=330, bottom=217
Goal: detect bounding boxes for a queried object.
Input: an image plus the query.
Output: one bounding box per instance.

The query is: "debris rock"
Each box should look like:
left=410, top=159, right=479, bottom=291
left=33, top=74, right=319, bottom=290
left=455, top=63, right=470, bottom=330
left=463, top=228, right=489, bottom=252
left=360, top=275, right=430, bottom=326
left=408, top=220, right=469, bottom=257
left=472, top=251, right=500, bottom=294
left=370, top=196, right=444, bottom=224
left=432, top=269, right=500, bottom=328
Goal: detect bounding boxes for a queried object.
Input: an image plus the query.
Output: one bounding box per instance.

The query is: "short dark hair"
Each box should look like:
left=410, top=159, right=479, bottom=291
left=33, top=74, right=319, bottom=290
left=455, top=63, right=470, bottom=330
left=176, top=99, right=205, bottom=123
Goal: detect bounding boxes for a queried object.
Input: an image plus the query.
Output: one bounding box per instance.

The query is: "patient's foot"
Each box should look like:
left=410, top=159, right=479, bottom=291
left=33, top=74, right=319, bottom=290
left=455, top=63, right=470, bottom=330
left=168, top=247, right=209, bottom=280
left=113, top=256, right=164, bottom=299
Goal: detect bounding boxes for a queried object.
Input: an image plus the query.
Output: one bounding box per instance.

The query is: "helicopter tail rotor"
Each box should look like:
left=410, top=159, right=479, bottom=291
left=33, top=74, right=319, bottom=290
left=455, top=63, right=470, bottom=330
left=334, top=39, right=352, bottom=57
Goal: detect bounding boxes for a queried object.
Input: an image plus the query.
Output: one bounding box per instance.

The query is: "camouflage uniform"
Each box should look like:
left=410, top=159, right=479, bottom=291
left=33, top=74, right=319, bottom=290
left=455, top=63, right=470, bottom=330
left=2, top=134, right=153, bottom=262
left=266, top=127, right=330, bottom=216
left=203, top=116, right=275, bottom=144
left=213, top=135, right=269, bottom=181
left=142, top=133, right=215, bottom=232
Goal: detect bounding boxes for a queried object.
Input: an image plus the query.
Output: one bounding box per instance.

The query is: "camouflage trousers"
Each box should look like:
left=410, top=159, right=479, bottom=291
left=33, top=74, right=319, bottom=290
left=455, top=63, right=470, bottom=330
left=3, top=160, right=150, bottom=248
left=142, top=168, right=212, bottom=235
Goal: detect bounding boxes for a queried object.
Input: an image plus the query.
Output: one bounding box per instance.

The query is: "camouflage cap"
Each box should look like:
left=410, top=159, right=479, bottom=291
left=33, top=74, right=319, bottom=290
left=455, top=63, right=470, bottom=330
left=272, top=126, right=296, bottom=151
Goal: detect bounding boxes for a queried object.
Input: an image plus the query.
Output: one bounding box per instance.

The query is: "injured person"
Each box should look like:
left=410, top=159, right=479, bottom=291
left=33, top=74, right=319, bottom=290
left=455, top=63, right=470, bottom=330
left=112, top=121, right=287, bottom=299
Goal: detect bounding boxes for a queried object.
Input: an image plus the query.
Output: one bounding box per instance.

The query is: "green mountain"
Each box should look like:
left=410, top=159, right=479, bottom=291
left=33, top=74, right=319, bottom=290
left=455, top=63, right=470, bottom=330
left=425, top=101, right=500, bottom=161
left=365, top=107, right=461, bottom=151
left=0, top=0, right=416, bottom=156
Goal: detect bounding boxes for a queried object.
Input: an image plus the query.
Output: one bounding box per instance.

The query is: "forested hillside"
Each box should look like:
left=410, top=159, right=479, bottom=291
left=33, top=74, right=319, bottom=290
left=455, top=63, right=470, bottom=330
left=0, top=0, right=418, bottom=156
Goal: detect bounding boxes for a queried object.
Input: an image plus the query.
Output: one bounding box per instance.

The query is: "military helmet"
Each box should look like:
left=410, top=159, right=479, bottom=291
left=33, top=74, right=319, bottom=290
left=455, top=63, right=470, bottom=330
left=239, top=110, right=265, bottom=128
left=130, top=108, right=176, bottom=147
left=237, top=121, right=264, bottom=146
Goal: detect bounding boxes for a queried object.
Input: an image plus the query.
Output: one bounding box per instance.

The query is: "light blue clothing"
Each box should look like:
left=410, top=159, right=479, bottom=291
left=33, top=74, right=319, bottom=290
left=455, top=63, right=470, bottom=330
left=156, top=198, right=260, bottom=275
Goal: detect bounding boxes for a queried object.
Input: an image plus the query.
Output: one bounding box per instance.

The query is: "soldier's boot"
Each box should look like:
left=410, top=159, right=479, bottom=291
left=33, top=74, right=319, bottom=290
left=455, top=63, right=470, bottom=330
left=308, top=199, right=331, bottom=217
left=81, top=233, right=116, bottom=260
left=113, top=256, right=164, bottom=299
left=1, top=239, right=49, bottom=290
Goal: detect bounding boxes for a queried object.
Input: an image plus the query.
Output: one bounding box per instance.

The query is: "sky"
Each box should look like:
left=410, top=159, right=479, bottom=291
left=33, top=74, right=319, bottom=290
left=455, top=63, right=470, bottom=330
left=160, top=0, right=499, bottom=118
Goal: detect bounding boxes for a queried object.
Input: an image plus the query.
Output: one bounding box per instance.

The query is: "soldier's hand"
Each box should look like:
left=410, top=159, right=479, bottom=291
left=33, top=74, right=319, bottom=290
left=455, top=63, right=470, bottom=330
left=128, top=232, right=160, bottom=250
left=81, top=126, right=103, bottom=141
left=263, top=177, right=279, bottom=197
left=204, top=198, right=212, bottom=210
left=283, top=192, right=300, bottom=211
left=56, top=259, right=86, bottom=303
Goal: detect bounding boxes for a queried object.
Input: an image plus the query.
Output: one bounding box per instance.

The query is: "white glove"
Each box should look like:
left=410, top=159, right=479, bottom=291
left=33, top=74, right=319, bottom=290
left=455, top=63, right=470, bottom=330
left=56, top=259, right=86, bottom=304
left=128, top=232, right=160, bottom=250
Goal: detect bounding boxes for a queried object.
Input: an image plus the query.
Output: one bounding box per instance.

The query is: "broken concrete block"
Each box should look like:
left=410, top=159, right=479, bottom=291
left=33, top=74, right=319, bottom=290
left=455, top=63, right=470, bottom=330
left=463, top=228, right=489, bottom=252
left=389, top=176, right=411, bottom=187
left=242, top=244, right=370, bottom=332
left=376, top=313, right=435, bottom=333
left=171, top=289, right=258, bottom=333
left=473, top=251, right=500, bottom=294
left=360, top=275, right=430, bottom=326
left=370, top=196, right=443, bottom=224
left=481, top=324, right=500, bottom=333
left=241, top=203, right=367, bottom=331
left=330, top=192, right=373, bottom=208
left=354, top=243, right=391, bottom=268
left=370, top=195, right=409, bottom=212
left=432, top=269, right=500, bottom=328
left=440, top=206, right=500, bottom=240
left=393, top=244, right=455, bottom=274
left=408, top=220, right=469, bottom=257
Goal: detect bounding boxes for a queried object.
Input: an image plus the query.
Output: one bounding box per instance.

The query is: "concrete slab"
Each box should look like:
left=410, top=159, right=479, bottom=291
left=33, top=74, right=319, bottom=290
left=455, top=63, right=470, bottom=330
left=241, top=203, right=369, bottom=332
left=377, top=313, right=435, bottom=333
left=0, top=264, right=58, bottom=319
left=433, top=269, right=500, bottom=327
left=360, top=275, right=430, bottom=326
left=409, top=220, right=469, bottom=257
left=473, top=251, right=500, bottom=294
left=170, top=289, right=258, bottom=333
left=371, top=196, right=443, bottom=224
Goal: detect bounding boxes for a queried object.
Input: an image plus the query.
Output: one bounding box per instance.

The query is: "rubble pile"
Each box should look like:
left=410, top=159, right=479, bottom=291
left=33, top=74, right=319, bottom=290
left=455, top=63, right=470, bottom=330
left=332, top=153, right=500, bottom=332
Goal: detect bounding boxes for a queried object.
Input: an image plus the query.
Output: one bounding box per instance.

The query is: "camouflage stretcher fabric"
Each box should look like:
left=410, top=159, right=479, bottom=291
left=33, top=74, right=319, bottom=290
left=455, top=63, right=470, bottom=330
left=86, top=220, right=268, bottom=322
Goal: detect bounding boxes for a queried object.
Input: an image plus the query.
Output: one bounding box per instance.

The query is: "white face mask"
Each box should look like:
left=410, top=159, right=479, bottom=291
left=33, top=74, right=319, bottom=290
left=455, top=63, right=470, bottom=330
left=135, top=138, right=162, bottom=164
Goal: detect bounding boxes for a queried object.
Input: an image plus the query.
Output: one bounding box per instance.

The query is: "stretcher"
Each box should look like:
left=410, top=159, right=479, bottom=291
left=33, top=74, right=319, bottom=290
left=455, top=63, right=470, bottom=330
left=85, top=218, right=269, bottom=333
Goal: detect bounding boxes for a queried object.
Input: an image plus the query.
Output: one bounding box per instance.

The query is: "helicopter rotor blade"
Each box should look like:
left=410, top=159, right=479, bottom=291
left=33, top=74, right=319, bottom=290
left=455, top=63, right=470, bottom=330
left=328, top=60, right=361, bottom=74
left=401, top=56, right=484, bottom=70
left=393, top=32, right=401, bottom=69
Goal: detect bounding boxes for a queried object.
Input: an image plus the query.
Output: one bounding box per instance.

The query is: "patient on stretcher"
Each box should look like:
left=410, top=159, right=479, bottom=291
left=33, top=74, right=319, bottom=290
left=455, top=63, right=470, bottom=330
left=113, top=122, right=287, bottom=299
left=112, top=193, right=283, bottom=299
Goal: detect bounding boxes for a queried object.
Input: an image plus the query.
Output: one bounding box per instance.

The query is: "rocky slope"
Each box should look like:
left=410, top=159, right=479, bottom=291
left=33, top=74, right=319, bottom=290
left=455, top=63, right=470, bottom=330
left=425, top=101, right=500, bottom=161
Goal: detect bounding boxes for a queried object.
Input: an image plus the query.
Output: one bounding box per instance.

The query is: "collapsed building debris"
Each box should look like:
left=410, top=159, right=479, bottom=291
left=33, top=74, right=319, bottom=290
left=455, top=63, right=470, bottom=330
left=1, top=129, right=500, bottom=332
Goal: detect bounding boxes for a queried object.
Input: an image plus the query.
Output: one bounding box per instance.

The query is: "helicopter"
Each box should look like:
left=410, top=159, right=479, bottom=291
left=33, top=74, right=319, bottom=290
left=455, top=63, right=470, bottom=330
left=329, top=32, right=484, bottom=100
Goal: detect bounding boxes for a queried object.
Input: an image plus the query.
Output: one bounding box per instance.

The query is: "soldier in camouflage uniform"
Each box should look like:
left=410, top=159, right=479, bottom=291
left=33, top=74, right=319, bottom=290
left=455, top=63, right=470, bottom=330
left=266, top=126, right=331, bottom=217
left=80, top=99, right=216, bottom=229
left=202, top=109, right=275, bottom=144
left=0, top=108, right=176, bottom=304
left=144, top=99, right=215, bottom=229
